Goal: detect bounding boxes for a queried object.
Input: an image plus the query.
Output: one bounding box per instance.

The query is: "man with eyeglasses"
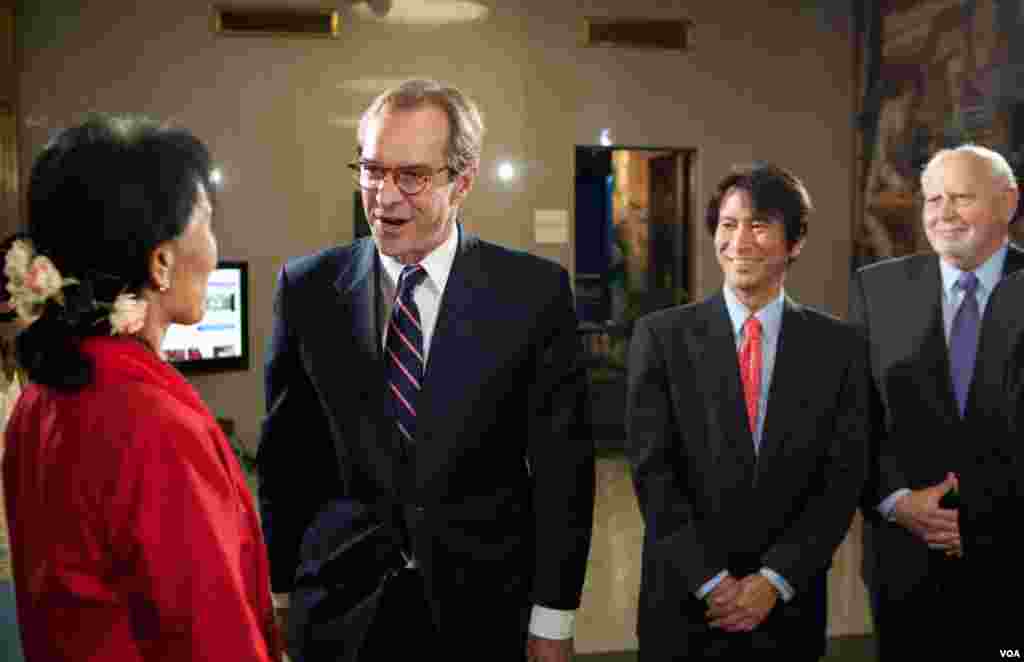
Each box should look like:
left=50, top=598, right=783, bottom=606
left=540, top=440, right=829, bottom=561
left=258, top=79, right=594, bottom=662
left=850, top=144, right=1024, bottom=659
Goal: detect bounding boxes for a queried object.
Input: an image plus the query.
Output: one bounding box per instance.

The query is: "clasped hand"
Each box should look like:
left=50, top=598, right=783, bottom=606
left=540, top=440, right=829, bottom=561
left=892, top=472, right=961, bottom=555
left=705, top=573, right=778, bottom=633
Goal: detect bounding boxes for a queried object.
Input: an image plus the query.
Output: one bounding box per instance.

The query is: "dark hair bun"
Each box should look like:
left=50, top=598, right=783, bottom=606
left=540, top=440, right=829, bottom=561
left=15, top=302, right=92, bottom=391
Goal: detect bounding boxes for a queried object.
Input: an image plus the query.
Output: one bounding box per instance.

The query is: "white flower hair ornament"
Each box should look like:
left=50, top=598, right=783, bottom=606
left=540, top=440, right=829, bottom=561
left=3, top=239, right=148, bottom=335
left=107, top=293, right=148, bottom=335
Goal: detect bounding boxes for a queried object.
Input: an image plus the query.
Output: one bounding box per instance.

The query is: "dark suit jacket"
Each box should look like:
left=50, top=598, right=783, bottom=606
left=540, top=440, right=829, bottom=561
left=257, top=230, right=595, bottom=660
left=626, top=293, right=869, bottom=660
left=962, top=268, right=1024, bottom=613
left=849, top=246, right=1024, bottom=603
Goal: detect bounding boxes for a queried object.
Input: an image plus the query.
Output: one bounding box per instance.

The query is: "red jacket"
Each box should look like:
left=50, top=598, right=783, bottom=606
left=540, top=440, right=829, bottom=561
left=3, top=336, right=279, bottom=661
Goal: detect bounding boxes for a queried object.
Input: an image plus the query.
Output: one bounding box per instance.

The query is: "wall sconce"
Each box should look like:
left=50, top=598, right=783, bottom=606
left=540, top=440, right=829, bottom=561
left=497, top=161, right=517, bottom=182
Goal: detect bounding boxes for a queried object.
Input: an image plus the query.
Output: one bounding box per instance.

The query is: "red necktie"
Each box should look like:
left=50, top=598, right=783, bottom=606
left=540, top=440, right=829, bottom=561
left=739, top=316, right=762, bottom=435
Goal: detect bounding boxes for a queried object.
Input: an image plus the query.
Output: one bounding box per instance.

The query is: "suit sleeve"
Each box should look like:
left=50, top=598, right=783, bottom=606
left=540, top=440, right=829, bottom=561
left=258, top=264, right=342, bottom=594
left=760, top=329, right=870, bottom=592
left=626, top=316, right=723, bottom=593
left=526, top=268, right=595, bottom=610
left=848, top=271, right=902, bottom=513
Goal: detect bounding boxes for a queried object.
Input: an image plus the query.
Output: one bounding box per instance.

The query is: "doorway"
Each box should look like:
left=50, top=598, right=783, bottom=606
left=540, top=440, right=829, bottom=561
left=574, top=145, right=695, bottom=450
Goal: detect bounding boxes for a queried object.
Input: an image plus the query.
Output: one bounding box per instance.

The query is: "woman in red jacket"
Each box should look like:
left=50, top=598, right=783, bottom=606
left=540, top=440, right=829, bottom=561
left=2, top=115, right=280, bottom=661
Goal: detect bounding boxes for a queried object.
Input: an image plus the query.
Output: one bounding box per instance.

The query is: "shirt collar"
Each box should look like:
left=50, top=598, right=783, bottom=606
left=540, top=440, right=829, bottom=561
left=938, top=240, right=1008, bottom=298
left=723, top=285, right=785, bottom=342
left=379, top=221, right=459, bottom=294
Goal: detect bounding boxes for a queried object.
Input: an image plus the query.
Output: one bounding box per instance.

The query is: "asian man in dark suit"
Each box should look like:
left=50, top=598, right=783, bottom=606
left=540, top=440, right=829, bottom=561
left=850, top=144, right=1024, bottom=660
left=257, top=79, right=594, bottom=662
left=627, top=163, right=869, bottom=660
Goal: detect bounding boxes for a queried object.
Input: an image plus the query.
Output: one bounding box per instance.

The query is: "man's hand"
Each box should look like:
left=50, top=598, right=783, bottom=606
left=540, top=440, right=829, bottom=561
left=945, top=529, right=964, bottom=559
left=892, top=472, right=960, bottom=550
left=703, top=574, right=742, bottom=623
left=526, top=635, right=573, bottom=662
left=708, top=574, right=778, bottom=632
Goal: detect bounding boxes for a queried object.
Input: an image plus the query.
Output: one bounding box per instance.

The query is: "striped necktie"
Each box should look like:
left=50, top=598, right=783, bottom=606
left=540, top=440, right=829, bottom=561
left=386, top=264, right=428, bottom=445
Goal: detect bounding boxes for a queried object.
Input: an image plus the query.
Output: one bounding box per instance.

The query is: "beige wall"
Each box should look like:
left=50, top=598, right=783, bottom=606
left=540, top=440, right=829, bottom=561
left=15, top=0, right=857, bottom=451
left=14, top=0, right=863, bottom=650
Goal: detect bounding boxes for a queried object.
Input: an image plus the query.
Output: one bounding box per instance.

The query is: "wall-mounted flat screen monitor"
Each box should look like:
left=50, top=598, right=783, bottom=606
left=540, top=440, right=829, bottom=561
left=162, top=260, right=249, bottom=373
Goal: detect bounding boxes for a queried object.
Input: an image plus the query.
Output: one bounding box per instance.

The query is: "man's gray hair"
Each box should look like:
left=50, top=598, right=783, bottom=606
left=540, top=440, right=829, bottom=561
left=358, top=79, right=485, bottom=175
left=921, top=144, right=1018, bottom=190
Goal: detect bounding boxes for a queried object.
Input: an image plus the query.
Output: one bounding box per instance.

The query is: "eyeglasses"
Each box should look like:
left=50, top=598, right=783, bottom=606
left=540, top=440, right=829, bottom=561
left=348, top=161, right=455, bottom=196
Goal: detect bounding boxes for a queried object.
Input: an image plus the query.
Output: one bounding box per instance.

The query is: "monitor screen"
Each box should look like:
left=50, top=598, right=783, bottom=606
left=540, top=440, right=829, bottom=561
left=162, top=260, right=249, bottom=372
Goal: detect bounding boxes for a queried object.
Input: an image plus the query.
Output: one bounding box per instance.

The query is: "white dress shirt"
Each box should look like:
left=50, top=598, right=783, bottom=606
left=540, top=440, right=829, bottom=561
left=379, top=222, right=459, bottom=359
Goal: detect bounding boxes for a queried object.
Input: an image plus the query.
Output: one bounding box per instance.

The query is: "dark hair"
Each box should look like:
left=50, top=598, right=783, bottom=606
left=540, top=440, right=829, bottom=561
left=705, top=162, right=812, bottom=252
left=15, top=114, right=215, bottom=390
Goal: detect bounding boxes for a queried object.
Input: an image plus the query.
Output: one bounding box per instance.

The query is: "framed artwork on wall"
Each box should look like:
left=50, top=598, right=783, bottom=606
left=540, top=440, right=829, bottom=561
left=854, top=0, right=1024, bottom=269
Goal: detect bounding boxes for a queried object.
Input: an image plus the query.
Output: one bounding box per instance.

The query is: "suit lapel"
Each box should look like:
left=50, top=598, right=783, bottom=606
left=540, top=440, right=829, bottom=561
left=963, top=243, right=1024, bottom=419
left=421, top=229, right=480, bottom=387
left=757, top=298, right=811, bottom=477
left=333, top=240, right=380, bottom=363
left=698, top=295, right=757, bottom=476
left=912, top=256, right=960, bottom=419
left=1001, top=242, right=1024, bottom=277
left=326, top=241, right=407, bottom=471
left=414, top=229, right=482, bottom=462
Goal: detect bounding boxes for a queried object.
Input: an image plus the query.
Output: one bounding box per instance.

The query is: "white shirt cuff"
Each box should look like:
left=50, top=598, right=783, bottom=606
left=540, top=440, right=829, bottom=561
left=272, top=592, right=290, bottom=609
left=879, top=488, right=911, bottom=521
left=759, top=567, right=794, bottom=602
left=528, top=605, right=575, bottom=640
left=695, top=570, right=730, bottom=599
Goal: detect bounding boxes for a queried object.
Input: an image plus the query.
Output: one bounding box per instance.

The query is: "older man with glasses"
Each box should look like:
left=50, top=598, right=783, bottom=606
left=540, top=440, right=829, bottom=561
left=258, top=79, right=594, bottom=662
